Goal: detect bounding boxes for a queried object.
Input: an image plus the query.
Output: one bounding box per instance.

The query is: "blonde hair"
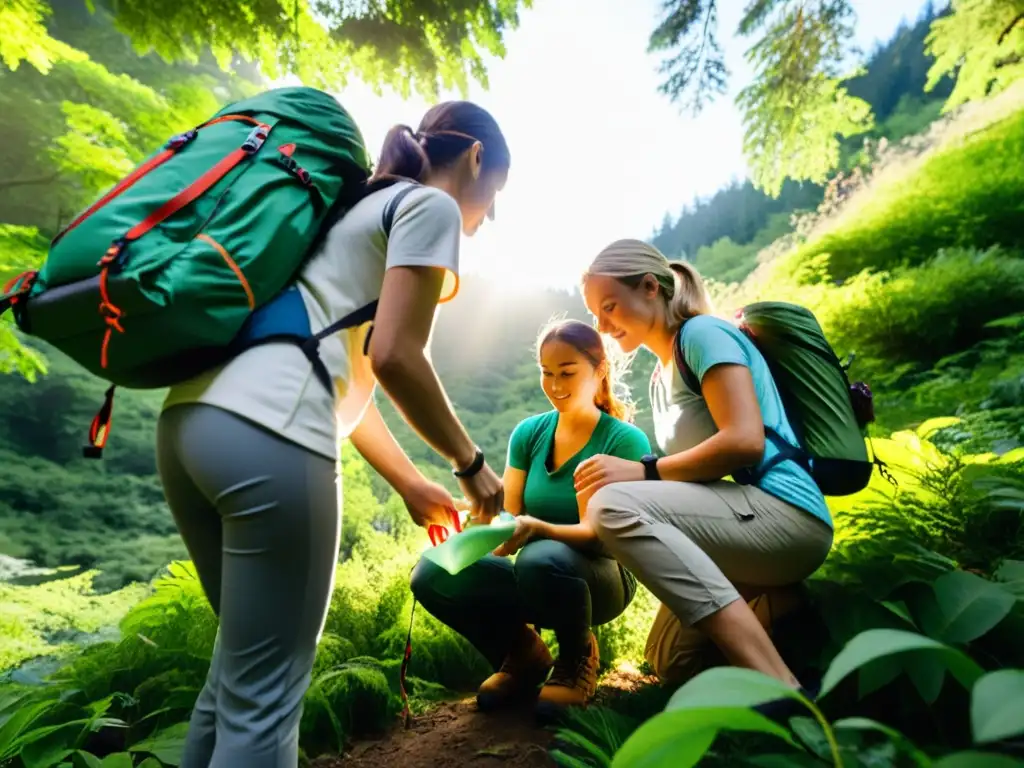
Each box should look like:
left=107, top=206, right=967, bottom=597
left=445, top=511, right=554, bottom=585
left=583, top=238, right=714, bottom=328
left=536, top=318, right=636, bottom=423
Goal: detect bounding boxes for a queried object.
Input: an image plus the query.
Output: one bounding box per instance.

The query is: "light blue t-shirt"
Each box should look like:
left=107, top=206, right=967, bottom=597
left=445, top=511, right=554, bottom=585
left=649, top=315, right=832, bottom=529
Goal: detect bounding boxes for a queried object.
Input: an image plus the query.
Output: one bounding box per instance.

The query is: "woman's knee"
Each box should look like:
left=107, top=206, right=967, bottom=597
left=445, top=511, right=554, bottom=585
left=513, top=540, right=578, bottom=588
left=586, top=484, right=639, bottom=543
left=409, top=556, right=447, bottom=602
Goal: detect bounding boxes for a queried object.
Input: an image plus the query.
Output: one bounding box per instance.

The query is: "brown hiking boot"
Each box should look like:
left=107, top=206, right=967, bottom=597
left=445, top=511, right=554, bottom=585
left=536, top=632, right=600, bottom=709
left=476, top=625, right=553, bottom=712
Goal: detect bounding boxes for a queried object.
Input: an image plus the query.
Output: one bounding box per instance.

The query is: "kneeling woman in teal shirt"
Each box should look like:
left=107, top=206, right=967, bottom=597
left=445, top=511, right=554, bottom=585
left=411, top=319, right=651, bottom=713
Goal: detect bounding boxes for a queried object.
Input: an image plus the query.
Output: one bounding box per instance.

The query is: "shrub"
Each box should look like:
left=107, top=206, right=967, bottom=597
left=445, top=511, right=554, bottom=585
left=815, top=247, right=1024, bottom=375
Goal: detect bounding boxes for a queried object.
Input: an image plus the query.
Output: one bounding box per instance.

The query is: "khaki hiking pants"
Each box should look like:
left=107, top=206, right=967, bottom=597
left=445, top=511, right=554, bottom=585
left=588, top=479, right=833, bottom=683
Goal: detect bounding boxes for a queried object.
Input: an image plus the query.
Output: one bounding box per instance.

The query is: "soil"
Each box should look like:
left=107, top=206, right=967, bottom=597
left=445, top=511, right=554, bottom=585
left=312, top=664, right=662, bottom=768
left=312, top=698, right=555, bottom=768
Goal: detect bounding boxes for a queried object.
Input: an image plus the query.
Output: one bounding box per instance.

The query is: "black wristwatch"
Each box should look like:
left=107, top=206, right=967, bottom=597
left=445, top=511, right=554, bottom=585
left=453, top=447, right=485, bottom=479
left=640, top=454, right=661, bottom=481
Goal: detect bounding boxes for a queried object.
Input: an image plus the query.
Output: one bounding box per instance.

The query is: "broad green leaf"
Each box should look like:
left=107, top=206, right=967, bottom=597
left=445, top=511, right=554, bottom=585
left=99, top=753, right=135, bottom=768
left=788, top=717, right=831, bottom=760
left=667, top=666, right=812, bottom=712
left=972, top=669, right=1024, bottom=744
left=932, top=752, right=1024, bottom=767
left=611, top=707, right=798, bottom=768
left=880, top=600, right=917, bottom=626
left=904, top=653, right=947, bottom=704
left=0, top=701, right=61, bottom=759
left=819, top=629, right=984, bottom=698
left=21, top=736, right=77, bottom=768
left=857, top=653, right=904, bottom=699
left=833, top=718, right=932, bottom=766
left=911, top=571, right=1016, bottom=643
left=128, top=721, right=189, bottom=766
left=71, top=752, right=102, bottom=768
left=994, top=561, right=1024, bottom=599
left=136, top=759, right=165, bottom=768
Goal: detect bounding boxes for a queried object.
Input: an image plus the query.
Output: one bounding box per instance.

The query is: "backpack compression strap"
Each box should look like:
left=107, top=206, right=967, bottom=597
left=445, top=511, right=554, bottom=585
left=671, top=325, right=809, bottom=485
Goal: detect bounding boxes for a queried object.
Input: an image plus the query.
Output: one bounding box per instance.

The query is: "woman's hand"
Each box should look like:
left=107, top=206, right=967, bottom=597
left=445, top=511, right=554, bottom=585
left=493, top=515, right=541, bottom=557
left=574, top=454, right=644, bottom=496
left=457, top=461, right=504, bottom=525
left=402, top=479, right=459, bottom=529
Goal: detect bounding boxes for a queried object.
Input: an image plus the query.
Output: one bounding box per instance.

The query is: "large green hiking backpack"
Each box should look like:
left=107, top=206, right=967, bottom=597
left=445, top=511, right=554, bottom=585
left=0, top=86, right=389, bottom=457
left=673, top=302, right=891, bottom=496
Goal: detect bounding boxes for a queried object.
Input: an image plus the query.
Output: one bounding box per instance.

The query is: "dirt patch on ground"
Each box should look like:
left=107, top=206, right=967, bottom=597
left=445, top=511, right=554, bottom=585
left=313, top=697, right=555, bottom=768
left=312, top=665, right=664, bottom=768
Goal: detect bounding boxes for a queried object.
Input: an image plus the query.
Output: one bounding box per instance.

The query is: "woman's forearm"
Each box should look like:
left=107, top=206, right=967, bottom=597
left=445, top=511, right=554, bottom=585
left=656, top=428, right=763, bottom=483
left=373, top=346, right=478, bottom=471
left=534, top=519, right=603, bottom=553
left=349, top=398, right=424, bottom=496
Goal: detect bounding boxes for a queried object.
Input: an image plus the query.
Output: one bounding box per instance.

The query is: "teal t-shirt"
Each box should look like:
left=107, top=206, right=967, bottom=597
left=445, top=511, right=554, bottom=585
left=661, top=315, right=832, bottom=529
left=506, top=410, right=652, bottom=525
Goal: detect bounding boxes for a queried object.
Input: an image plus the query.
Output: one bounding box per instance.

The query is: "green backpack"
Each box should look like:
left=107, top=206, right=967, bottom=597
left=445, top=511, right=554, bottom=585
left=0, top=86, right=404, bottom=457
left=673, top=302, right=891, bottom=496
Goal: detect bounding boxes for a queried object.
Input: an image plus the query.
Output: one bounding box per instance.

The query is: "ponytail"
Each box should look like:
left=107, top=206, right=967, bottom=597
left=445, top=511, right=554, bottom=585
left=368, top=124, right=431, bottom=190
left=666, top=260, right=713, bottom=327
left=368, top=101, right=511, bottom=192
left=594, top=370, right=634, bottom=423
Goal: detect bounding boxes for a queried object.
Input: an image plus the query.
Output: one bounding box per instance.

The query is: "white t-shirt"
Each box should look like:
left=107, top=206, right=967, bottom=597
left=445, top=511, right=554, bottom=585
left=162, top=181, right=462, bottom=459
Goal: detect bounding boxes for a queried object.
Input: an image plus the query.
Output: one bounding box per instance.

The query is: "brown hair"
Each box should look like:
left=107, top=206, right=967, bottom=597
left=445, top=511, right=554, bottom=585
left=368, top=101, right=511, bottom=192
left=537, top=318, right=635, bottom=423
left=583, top=239, right=714, bottom=330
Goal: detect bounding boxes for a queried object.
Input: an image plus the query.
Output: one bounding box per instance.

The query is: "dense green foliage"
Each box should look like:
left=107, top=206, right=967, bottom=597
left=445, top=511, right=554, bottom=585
left=1, top=0, right=531, bottom=100
left=2, top=3, right=1024, bottom=767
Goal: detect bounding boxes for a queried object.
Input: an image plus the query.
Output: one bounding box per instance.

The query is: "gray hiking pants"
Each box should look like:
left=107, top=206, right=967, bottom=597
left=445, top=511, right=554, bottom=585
left=588, top=480, right=833, bottom=628
left=156, top=403, right=340, bottom=768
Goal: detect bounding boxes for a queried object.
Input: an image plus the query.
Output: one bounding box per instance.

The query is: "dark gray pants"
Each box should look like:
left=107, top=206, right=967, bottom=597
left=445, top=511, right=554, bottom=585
left=156, top=403, right=339, bottom=768
left=410, top=539, right=636, bottom=669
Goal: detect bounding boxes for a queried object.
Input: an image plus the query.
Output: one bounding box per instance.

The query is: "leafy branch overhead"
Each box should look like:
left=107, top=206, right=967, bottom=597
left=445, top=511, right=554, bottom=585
left=648, top=0, right=1024, bottom=197
left=3, top=0, right=533, bottom=100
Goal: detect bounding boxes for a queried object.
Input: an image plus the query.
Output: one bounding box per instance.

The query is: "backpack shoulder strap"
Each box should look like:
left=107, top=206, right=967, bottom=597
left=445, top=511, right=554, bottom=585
left=381, top=182, right=421, bottom=235
left=672, top=324, right=703, bottom=395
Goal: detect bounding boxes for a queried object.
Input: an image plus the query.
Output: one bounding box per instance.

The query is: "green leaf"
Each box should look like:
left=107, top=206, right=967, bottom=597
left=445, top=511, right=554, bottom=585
left=932, top=752, right=1024, bottom=767
left=550, top=729, right=612, bottom=766
left=994, top=561, right=1024, bottom=599
left=611, top=707, right=798, bottom=768
left=819, top=629, right=985, bottom=698
left=904, top=653, right=948, bottom=704
left=972, top=669, right=1024, bottom=744
left=0, top=701, right=62, bottom=759
left=128, top=722, right=189, bottom=766
left=99, top=753, right=136, bottom=768
left=551, top=751, right=595, bottom=768
left=832, top=718, right=932, bottom=766
left=667, top=666, right=812, bottom=712
left=71, top=752, right=102, bottom=768
left=910, top=571, right=1016, bottom=643
left=136, top=758, right=165, bottom=768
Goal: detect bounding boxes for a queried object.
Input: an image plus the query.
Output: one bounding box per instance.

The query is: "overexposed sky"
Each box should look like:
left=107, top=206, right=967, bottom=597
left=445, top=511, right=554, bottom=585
left=316, top=0, right=931, bottom=289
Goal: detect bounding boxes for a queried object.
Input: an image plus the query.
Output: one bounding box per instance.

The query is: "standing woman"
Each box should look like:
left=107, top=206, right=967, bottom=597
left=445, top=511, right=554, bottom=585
left=156, top=101, right=510, bottom=768
left=411, top=319, right=650, bottom=714
left=575, top=239, right=834, bottom=707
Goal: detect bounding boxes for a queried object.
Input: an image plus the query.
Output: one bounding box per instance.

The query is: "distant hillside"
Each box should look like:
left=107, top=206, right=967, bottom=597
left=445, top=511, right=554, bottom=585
left=650, top=1, right=955, bottom=284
